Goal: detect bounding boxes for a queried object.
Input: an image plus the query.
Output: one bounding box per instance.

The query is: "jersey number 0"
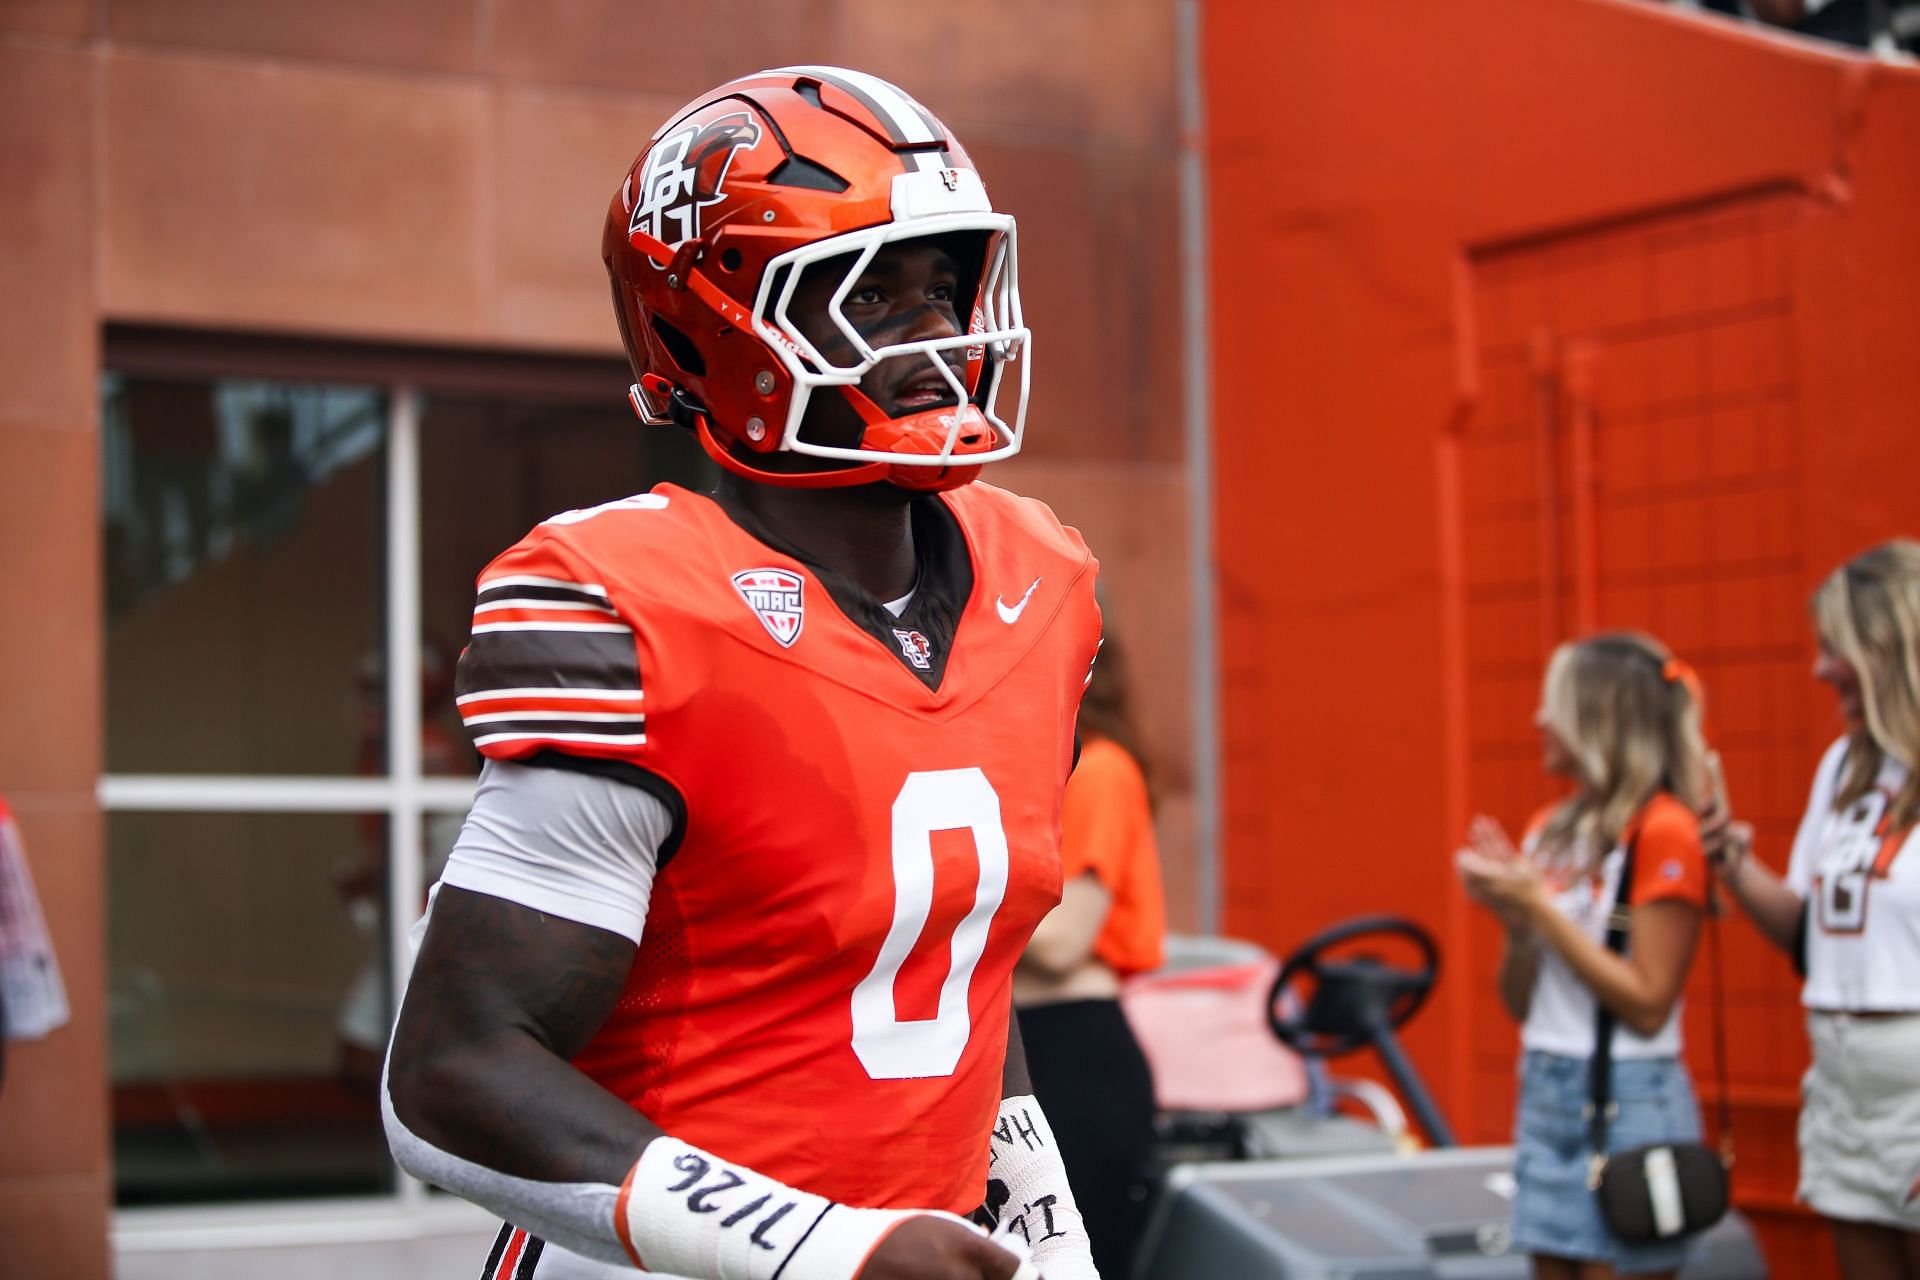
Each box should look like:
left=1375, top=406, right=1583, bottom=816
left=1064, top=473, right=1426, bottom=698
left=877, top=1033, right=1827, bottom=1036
left=851, top=769, right=1010, bottom=1080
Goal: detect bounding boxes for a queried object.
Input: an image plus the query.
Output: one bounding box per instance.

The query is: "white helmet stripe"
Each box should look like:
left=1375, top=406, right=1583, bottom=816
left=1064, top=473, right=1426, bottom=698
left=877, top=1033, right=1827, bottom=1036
left=774, top=65, right=940, bottom=145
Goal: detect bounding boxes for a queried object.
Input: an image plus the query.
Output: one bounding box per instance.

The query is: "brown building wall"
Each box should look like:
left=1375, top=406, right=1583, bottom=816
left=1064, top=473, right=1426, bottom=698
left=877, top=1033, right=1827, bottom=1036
left=0, top=4, right=1189, bottom=1271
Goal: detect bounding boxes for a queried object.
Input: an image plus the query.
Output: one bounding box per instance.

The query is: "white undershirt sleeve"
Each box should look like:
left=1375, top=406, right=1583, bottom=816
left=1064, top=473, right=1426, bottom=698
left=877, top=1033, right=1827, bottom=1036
left=437, top=758, right=671, bottom=943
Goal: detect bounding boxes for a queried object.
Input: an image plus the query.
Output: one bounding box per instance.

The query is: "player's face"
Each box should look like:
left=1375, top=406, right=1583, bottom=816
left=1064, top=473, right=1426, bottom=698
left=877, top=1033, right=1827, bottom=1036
left=788, top=242, right=967, bottom=444
left=1814, top=645, right=1865, bottom=728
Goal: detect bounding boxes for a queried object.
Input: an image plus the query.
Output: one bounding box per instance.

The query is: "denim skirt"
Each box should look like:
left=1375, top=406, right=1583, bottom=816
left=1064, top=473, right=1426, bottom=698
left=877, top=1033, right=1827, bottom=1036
left=1511, top=1049, right=1704, bottom=1274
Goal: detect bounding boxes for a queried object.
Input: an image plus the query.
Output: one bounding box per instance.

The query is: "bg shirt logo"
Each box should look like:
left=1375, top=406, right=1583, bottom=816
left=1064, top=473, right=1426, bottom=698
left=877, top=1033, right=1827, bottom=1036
left=892, top=628, right=932, bottom=670
left=630, top=112, right=762, bottom=254
left=734, top=568, right=804, bottom=648
left=1815, top=788, right=1907, bottom=933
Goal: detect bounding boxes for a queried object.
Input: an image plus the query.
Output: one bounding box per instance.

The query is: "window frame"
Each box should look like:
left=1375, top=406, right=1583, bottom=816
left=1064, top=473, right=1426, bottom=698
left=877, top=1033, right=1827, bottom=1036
left=101, top=328, right=633, bottom=1247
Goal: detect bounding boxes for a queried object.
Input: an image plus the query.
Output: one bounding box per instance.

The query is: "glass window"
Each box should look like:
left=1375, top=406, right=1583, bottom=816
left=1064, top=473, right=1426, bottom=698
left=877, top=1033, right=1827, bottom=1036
left=103, top=375, right=387, bottom=776
left=102, top=352, right=713, bottom=1213
left=109, top=810, right=395, bottom=1204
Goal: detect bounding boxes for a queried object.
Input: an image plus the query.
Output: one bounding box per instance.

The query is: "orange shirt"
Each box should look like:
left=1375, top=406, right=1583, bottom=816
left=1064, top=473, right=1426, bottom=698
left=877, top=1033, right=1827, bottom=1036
left=1060, top=735, right=1165, bottom=977
left=1622, top=795, right=1710, bottom=909
left=1522, top=793, right=1709, bottom=910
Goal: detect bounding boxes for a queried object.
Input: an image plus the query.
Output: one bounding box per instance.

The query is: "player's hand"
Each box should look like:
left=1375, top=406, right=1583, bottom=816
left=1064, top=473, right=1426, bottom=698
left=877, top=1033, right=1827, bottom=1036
left=857, top=1214, right=1038, bottom=1280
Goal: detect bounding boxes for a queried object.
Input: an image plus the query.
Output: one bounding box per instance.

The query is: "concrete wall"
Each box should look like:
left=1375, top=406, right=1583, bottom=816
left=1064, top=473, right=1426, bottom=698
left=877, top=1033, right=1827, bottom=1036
left=0, top=4, right=1189, bottom=1273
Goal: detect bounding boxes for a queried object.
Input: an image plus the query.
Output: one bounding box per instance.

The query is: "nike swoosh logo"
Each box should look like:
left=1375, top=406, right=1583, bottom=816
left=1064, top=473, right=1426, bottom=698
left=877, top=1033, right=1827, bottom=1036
left=996, top=577, right=1042, bottom=624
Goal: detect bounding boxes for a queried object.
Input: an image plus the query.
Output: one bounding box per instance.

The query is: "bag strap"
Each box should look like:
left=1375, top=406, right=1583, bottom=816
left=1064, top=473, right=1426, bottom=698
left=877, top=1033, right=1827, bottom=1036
left=1586, top=832, right=1636, bottom=1166
left=1587, top=822, right=1736, bottom=1172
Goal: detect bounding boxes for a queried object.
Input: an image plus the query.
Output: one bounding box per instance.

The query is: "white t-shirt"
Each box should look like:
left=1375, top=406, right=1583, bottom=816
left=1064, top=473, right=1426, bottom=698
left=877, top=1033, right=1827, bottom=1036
left=1520, top=795, right=1709, bottom=1060
left=1786, top=737, right=1920, bottom=1012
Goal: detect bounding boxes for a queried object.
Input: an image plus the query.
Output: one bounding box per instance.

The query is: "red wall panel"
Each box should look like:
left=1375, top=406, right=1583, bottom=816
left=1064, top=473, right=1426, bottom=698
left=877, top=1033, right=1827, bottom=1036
left=1206, top=2, right=1920, bottom=1273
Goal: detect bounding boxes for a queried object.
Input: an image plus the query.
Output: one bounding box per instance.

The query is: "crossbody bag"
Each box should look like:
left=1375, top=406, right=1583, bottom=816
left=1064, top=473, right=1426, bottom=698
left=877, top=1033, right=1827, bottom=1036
left=1586, top=830, right=1733, bottom=1242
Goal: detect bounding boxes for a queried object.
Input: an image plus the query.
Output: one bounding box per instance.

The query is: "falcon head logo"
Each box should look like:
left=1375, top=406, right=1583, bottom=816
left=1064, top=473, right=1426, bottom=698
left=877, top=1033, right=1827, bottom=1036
left=630, top=112, right=763, bottom=256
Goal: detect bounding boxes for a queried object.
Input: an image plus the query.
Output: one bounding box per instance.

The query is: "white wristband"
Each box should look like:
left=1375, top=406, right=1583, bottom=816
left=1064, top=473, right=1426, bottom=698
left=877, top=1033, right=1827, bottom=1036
left=986, top=1095, right=1100, bottom=1279
left=618, top=1135, right=976, bottom=1280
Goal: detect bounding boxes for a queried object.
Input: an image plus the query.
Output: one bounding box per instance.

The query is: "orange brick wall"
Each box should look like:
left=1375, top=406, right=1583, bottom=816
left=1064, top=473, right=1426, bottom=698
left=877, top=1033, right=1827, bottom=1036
left=1206, top=2, right=1920, bottom=1275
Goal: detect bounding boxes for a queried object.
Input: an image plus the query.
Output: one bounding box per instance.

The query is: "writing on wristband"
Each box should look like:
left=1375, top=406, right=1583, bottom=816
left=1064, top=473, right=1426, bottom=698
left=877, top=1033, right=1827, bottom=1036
left=984, top=1097, right=1080, bottom=1253
left=979, top=1178, right=1068, bottom=1246
left=997, top=1192, right=1067, bottom=1247
left=663, top=1151, right=811, bottom=1253
left=992, top=1104, right=1045, bottom=1155
left=619, top=1140, right=835, bottom=1277
left=622, top=1136, right=966, bottom=1280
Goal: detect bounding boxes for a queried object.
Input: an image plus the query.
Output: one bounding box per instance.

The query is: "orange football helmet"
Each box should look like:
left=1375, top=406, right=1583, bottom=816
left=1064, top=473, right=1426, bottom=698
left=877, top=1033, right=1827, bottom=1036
left=602, top=66, right=1028, bottom=492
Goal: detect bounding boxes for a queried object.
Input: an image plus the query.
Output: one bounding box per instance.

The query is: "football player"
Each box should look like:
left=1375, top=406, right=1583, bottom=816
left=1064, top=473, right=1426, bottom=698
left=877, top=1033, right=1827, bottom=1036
left=383, top=67, right=1105, bottom=1280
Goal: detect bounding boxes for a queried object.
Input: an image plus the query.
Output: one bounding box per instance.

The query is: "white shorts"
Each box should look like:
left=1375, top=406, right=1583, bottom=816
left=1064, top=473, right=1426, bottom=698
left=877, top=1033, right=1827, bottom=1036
left=1800, top=1010, right=1920, bottom=1229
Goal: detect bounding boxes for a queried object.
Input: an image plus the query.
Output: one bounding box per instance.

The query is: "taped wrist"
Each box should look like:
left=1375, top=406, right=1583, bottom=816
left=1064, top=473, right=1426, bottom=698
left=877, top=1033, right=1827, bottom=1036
left=618, top=1135, right=971, bottom=1280
left=985, top=1094, right=1100, bottom=1279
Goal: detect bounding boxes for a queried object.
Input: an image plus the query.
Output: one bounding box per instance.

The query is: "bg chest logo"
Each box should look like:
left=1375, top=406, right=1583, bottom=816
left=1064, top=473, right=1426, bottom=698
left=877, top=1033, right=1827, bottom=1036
left=892, top=628, right=933, bottom=670
left=733, top=568, right=804, bottom=648
left=630, top=112, right=762, bottom=254
left=1814, top=788, right=1909, bottom=934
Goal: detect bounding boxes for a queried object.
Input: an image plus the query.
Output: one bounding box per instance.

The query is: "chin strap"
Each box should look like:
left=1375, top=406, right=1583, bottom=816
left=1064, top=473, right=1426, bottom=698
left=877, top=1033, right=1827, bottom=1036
left=888, top=464, right=981, bottom=493
left=632, top=377, right=887, bottom=490
left=642, top=378, right=978, bottom=493
left=694, top=413, right=896, bottom=490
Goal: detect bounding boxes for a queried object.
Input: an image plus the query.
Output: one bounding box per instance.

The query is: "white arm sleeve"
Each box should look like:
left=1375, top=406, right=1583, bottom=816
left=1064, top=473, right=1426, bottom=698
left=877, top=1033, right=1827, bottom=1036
left=386, top=758, right=672, bottom=1264
left=438, top=758, right=671, bottom=943
left=1785, top=738, right=1848, bottom=898
left=381, top=1075, right=635, bottom=1266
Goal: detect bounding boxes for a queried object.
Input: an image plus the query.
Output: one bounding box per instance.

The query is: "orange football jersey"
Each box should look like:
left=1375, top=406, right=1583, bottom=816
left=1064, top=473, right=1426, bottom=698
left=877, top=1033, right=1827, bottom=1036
left=453, top=481, right=1100, bottom=1215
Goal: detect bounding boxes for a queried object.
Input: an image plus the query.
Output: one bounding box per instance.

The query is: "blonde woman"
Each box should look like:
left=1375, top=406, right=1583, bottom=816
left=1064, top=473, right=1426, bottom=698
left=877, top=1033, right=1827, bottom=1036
left=1704, top=541, right=1920, bottom=1280
left=1457, top=633, right=1713, bottom=1280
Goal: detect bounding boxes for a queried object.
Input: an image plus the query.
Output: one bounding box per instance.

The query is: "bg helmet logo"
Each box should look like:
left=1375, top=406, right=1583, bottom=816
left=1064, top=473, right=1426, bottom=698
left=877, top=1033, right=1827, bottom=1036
left=630, top=112, right=762, bottom=255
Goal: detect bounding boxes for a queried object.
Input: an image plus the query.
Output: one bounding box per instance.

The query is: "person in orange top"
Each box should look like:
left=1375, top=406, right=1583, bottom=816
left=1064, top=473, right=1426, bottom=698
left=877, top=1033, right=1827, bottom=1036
left=1015, top=628, right=1166, bottom=1280
left=1457, top=631, right=1714, bottom=1280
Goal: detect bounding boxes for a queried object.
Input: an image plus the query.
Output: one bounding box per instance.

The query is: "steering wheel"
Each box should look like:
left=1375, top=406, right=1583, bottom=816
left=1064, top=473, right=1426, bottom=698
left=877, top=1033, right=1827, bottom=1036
left=1266, top=914, right=1439, bottom=1058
